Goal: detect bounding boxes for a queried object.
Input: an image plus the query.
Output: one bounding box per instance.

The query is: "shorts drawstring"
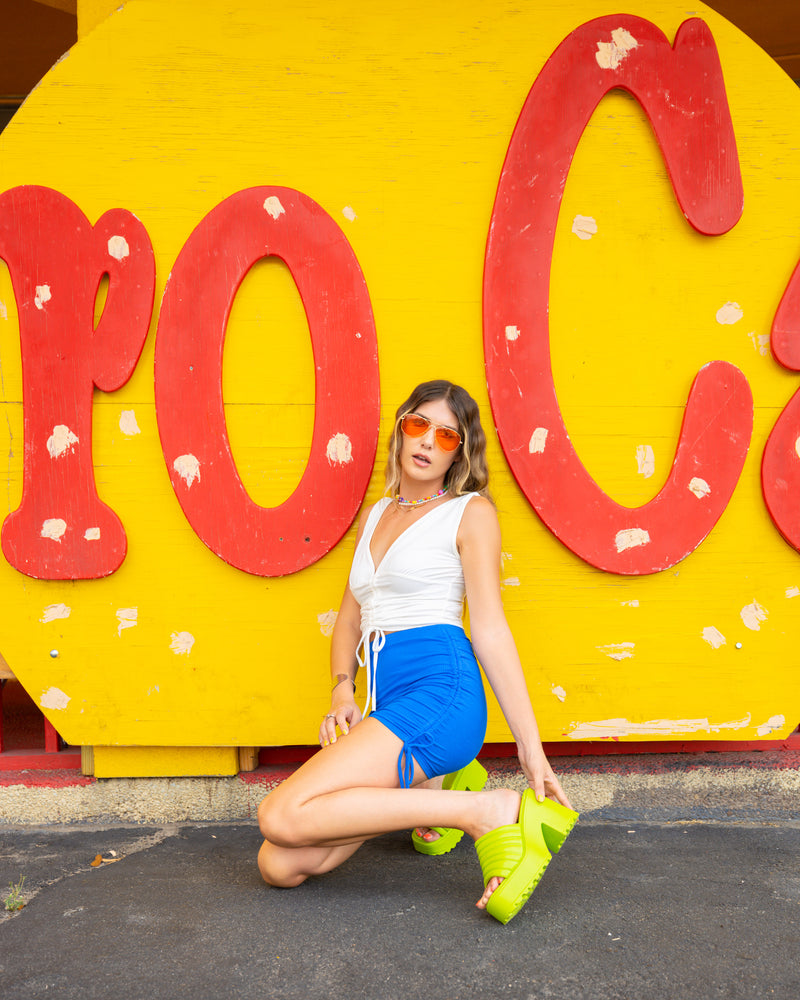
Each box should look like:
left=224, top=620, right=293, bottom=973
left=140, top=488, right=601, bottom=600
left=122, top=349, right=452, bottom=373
left=357, top=627, right=386, bottom=718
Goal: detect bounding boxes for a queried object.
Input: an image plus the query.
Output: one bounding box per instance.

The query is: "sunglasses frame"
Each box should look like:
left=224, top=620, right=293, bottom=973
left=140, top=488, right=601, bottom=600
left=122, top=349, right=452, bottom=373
left=399, top=411, right=462, bottom=452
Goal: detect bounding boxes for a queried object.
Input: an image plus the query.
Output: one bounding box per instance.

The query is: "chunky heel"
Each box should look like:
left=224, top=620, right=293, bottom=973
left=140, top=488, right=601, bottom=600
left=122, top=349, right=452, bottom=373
left=412, top=759, right=489, bottom=856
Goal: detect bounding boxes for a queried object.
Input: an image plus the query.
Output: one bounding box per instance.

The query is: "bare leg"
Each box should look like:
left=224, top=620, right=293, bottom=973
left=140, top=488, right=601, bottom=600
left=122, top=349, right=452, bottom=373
left=257, top=717, right=520, bottom=903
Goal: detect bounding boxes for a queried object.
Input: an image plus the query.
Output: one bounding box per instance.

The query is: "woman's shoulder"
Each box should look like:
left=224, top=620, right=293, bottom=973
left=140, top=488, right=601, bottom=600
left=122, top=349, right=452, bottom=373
left=457, top=493, right=499, bottom=530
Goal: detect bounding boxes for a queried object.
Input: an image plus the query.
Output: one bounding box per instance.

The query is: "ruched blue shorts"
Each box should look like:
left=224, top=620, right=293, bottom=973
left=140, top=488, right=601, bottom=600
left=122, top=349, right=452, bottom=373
left=369, top=624, right=487, bottom=787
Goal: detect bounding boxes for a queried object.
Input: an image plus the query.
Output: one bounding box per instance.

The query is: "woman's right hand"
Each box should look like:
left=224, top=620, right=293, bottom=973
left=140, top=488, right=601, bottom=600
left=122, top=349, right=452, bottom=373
left=319, top=695, right=362, bottom=747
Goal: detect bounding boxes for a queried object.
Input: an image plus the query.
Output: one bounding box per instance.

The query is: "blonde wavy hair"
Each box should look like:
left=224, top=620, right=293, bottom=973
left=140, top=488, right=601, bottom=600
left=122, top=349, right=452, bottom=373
left=384, top=380, right=492, bottom=500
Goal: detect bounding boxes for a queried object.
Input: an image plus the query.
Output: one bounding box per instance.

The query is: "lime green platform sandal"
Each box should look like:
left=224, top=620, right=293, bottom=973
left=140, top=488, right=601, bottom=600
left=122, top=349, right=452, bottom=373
left=475, top=790, right=579, bottom=925
left=411, top=758, right=489, bottom=856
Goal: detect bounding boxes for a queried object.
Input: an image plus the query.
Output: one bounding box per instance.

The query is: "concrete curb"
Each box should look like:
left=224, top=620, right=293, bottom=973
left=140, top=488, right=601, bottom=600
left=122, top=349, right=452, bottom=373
left=2, top=751, right=799, bottom=826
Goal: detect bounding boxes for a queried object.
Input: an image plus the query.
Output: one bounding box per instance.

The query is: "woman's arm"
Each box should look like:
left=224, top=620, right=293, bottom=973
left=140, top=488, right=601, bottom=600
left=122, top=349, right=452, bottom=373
left=458, top=497, right=573, bottom=808
left=318, top=507, right=371, bottom=746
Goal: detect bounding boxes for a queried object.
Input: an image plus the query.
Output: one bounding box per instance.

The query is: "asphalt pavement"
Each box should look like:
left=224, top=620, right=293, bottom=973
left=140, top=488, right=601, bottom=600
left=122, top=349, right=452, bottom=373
left=2, top=809, right=799, bottom=999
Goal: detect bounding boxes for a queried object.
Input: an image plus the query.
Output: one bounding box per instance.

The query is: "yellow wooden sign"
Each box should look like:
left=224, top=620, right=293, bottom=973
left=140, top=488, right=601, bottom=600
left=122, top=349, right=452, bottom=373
left=1, top=0, right=799, bottom=775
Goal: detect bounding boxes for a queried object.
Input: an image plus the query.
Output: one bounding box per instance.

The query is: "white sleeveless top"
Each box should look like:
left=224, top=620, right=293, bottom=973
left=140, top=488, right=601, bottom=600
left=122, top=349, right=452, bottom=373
left=348, top=492, right=478, bottom=714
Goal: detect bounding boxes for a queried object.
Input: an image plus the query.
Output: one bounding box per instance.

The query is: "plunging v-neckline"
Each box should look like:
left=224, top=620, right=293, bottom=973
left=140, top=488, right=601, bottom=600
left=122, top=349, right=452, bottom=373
left=368, top=497, right=456, bottom=573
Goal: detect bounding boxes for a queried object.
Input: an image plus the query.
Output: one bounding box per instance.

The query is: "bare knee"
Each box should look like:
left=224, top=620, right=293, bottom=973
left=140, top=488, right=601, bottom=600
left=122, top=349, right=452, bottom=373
left=257, top=839, right=308, bottom=889
left=257, top=791, right=304, bottom=848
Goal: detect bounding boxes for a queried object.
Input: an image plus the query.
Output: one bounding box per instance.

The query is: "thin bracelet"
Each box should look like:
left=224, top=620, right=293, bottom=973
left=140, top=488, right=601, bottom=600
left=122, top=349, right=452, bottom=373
left=331, top=673, right=356, bottom=693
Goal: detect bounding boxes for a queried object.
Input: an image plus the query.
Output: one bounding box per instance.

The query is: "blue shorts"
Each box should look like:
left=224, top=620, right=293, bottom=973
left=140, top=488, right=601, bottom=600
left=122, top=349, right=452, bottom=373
left=369, top=624, right=487, bottom=787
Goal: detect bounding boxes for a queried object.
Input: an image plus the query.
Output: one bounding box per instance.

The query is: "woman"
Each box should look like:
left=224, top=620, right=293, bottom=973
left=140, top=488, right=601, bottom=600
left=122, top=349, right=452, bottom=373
left=257, top=380, right=576, bottom=923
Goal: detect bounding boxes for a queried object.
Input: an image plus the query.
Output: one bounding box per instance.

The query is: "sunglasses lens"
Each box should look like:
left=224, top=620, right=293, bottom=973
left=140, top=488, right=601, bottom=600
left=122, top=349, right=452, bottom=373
left=401, top=414, right=430, bottom=437
left=435, top=428, right=461, bottom=451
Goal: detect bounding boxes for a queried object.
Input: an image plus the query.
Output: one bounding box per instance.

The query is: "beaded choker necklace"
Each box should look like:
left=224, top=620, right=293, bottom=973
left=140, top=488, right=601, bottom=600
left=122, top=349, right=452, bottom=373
left=394, top=488, right=448, bottom=508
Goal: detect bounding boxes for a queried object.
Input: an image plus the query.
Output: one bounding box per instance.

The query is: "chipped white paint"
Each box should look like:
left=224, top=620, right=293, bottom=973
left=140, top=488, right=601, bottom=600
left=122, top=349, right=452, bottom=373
left=107, top=235, right=130, bottom=260
left=116, top=607, right=138, bottom=635
left=326, top=433, right=353, bottom=466
left=342, top=205, right=357, bottom=221
left=786, top=586, right=800, bottom=599
left=615, top=527, right=650, bottom=552
left=317, top=610, right=338, bottom=637
left=756, top=714, right=785, bottom=737
left=740, top=600, right=768, bottom=631
left=569, top=713, right=751, bottom=740
left=635, top=444, right=654, bottom=479
left=595, top=27, right=638, bottom=70
left=529, top=427, right=548, bottom=454
left=748, top=331, right=770, bottom=356
left=597, top=641, right=635, bottom=661
left=505, top=324, right=521, bottom=342
left=688, top=477, right=711, bottom=500
left=715, top=301, right=743, bottom=325
left=795, top=436, right=800, bottom=460
left=41, top=518, right=67, bottom=541
left=263, top=195, right=285, bottom=220
left=621, top=599, right=639, bottom=608
left=502, top=576, right=521, bottom=587
left=46, top=425, right=79, bottom=458
left=40, top=686, right=71, bottom=711
left=702, top=626, right=726, bottom=649
left=551, top=685, right=566, bottom=702
left=40, top=603, right=71, bottom=624
left=571, top=214, right=598, bottom=240
left=0, top=300, right=6, bottom=320
left=34, top=284, right=52, bottom=310
left=84, top=527, right=101, bottom=541
left=119, top=409, right=141, bottom=436
left=173, top=453, right=201, bottom=488
left=170, top=631, right=195, bottom=655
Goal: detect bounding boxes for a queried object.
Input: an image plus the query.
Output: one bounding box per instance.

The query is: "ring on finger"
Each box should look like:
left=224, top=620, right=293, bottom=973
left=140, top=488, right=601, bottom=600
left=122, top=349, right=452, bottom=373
left=325, top=713, right=335, bottom=719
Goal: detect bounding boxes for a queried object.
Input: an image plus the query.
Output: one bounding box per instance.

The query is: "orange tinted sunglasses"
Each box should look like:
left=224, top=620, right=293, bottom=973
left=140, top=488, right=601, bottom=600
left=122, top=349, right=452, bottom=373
left=400, top=412, right=462, bottom=452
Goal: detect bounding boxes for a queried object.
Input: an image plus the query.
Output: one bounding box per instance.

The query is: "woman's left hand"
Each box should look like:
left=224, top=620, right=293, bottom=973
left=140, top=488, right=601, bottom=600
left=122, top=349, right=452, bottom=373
left=519, top=746, right=574, bottom=810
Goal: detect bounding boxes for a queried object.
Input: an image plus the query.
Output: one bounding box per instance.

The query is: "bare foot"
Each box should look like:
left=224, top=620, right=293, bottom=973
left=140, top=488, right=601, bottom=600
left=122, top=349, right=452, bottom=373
left=467, top=788, right=522, bottom=910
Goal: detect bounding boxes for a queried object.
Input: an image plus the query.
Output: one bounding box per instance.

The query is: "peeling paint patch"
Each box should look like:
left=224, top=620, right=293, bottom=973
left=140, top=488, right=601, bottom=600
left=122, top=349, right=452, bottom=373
left=263, top=196, right=285, bottom=220
left=615, top=528, right=650, bottom=552
left=702, top=626, right=726, bottom=649
left=40, top=686, right=70, bottom=711
left=621, top=599, right=639, bottom=608
left=716, top=301, right=743, bottom=325
left=173, top=453, right=201, bottom=488
left=786, top=586, right=800, bottom=599
left=40, top=603, right=71, bottom=623
left=317, top=610, right=337, bottom=637
left=47, top=424, right=79, bottom=458
left=342, top=205, right=357, bottom=221
left=569, top=713, right=750, bottom=740
left=635, top=445, right=654, bottom=478
left=571, top=215, right=598, bottom=240
left=41, top=518, right=67, bottom=541
left=0, top=300, right=7, bottom=320
left=748, top=331, right=770, bottom=356
left=34, top=285, right=51, bottom=310
left=597, top=641, right=635, bottom=661
left=84, top=527, right=101, bottom=541
left=502, top=576, right=521, bottom=587
left=756, top=714, right=785, bottom=737
left=595, top=28, right=639, bottom=69
left=529, top=427, right=548, bottom=454
left=505, top=325, right=520, bottom=342
left=119, top=410, right=141, bottom=436
left=326, top=433, right=353, bottom=466
left=551, top=685, right=566, bottom=702
left=117, top=607, right=138, bottom=635
left=107, top=235, right=130, bottom=260
left=795, top=436, right=800, bottom=460
left=740, top=600, right=768, bottom=631
left=170, top=631, right=195, bottom=655
left=688, top=477, right=711, bottom=500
